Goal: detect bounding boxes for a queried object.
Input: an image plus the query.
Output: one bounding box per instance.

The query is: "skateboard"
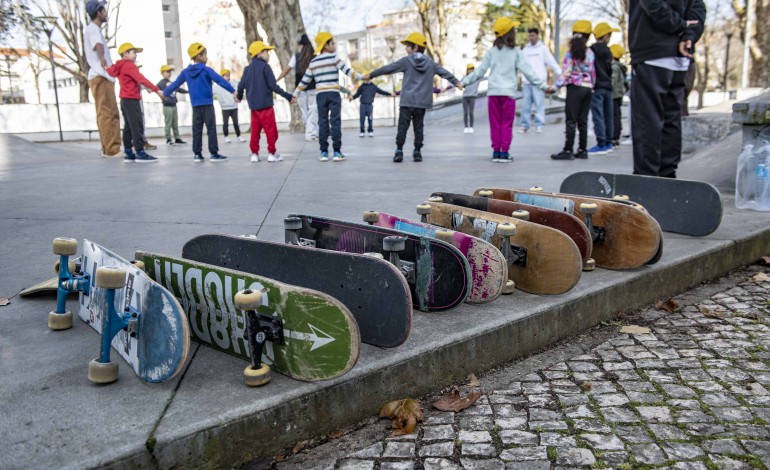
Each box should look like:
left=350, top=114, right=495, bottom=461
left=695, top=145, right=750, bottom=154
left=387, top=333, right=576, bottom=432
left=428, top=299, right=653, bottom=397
left=285, top=214, right=472, bottom=312
left=431, top=192, right=593, bottom=266
left=472, top=187, right=663, bottom=270
left=20, top=258, right=82, bottom=297
left=48, top=238, right=190, bottom=384
left=559, top=171, right=723, bottom=236
left=137, top=251, right=360, bottom=384
left=362, top=211, right=509, bottom=303
left=419, top=200, right=583, bottom=295
left=181, top=234, right=411, bottom=349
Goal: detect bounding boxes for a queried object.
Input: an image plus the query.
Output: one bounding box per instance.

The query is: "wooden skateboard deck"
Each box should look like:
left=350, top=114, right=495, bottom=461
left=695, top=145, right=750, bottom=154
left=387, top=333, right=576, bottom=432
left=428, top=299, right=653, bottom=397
left=367, top=212, right=508, bottom=304
left=287, top=214, right=471, bottom=312
left=422, top=202, right=583, bottom=295
left=473, top=188, right=662, bottom=270
left=181, top=234, right=411, bottom=348
left=20, top=258, right=82, bottom=297
left=79, top=241, right=190, bottom=383
left=137, top=251, right=360, bottom=381
left=431, top=192, right=593, bottom=264
left=560, top=171, right=723, bottom=236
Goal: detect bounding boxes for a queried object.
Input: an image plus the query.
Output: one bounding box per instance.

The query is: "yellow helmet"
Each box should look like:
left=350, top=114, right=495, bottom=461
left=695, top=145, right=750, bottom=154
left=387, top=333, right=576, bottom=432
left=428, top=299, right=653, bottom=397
left=609, top=44, right=625, bottom=59
left=493, top=17, right=520, bottom=37
left=118, top=42, right=143, bottom=55
left=160, top=64, right=174, bottom=73
left=594, top=22, right=620, bottom=39
left=401, top=31, right=428, bottom=48
left=572, top=20, right=592, bottom=35
left=466, top=63, right=475, bottom=70
left=248, top=40, right=275, bottom=57
left=219, top=69, right=230, bottom=76
left=314, top=32, right=333, bottom=55
left=187, top=42, right=206, bottom=59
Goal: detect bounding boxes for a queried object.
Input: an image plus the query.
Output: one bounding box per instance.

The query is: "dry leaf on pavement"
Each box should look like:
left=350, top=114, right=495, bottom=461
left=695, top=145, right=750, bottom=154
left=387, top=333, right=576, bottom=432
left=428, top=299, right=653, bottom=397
left=620, top=325, right=651, bottom=335
left=698, top=306, right=726, bottom=319
left=466, top=373, right=481, bottom=387
left=432, top=387, right=482, bottom=412
left=750, top=272, right=770, bottom=283
left=0, top=297, right=9, bottom=306
left=654, top=299, right=680, bottom=313
left=380, top=398, right=423, bottom=437
left=292, top=441, right=306, bottom=454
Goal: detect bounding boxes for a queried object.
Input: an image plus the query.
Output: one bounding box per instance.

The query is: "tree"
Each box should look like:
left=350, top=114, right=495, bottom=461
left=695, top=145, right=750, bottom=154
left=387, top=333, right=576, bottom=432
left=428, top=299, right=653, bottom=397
left=732, top=0, right=770, bottom=86
left=236, top=0, right=305, bottom=132
left=576, top=0, right=629, bottom=51
left=0, top=1, right=26, bottom=41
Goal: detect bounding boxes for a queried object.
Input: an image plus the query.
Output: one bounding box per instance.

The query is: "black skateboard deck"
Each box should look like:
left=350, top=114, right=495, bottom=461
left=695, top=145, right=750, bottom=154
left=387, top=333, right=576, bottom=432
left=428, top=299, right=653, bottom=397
left=182, top=234, right=411, bottom=348
left=287, top=214, right=472, bottom=312
left=560, top=172, right=723, bottom=236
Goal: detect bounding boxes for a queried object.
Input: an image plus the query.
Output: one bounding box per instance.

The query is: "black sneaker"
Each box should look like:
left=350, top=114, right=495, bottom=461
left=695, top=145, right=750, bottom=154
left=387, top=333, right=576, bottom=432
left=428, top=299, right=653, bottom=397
left=193, top=154, right=205, bottom=163
left=575, top=149, right=588, bottom=159
left=210, top=153, right=228, bottom=162
left=124, top=148, right=136, bottom=162
left=413, top=149, right=422, bottom=162
left=175, top=138, right=187, bottom=144
left=499, top=152, right=512, bottom=163
left=551, top=150, right=575, bottom=160
left=135, top=150, right=158, bottom=163
left=166, top=139, right=174, bottom=146
left=393, top=149, right=403, bottom=163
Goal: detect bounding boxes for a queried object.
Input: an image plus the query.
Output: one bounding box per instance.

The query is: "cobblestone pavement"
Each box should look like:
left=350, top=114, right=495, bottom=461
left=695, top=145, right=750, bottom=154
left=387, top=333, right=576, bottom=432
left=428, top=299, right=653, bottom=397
left=267, top=262, right=770, bottom=470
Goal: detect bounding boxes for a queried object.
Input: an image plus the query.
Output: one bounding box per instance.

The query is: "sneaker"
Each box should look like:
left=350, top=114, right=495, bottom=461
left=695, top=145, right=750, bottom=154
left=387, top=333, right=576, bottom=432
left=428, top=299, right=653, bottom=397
left=551, top=150, right=575, bottom=160
left=124, top=148, right=136, bottom=162
left=250, top=153, right=259, bottom=163
left=413, top=149, right=422, bottom=162
left=210, top=153, right=228, bottom=162
left=319, top=151, right=329, bottom=162
left=144, top=142, right=157, bottom=150
left=612, top=140, right=620, bottom=148
left=368, top=131, right=374, bottom=137
left=166, top=139, right=175, bottom=146
left=305, top=136, right=315, bottom=142
left=621, top=138, right=633, bottom=146
left=135, top=150, right=158, bottom=163
left=333, top=151, right=346, bottom=162
left=238, top=136, right=246, bottom=143
left=224, top=137, right=232, bottom=143
left=575, top=149, right=588, bottom=159
left=499, top=152, right=512, bottom=162
left=359, top=132, right=365, bottom=138
left=536, top=127, right=544, bottom=134
left=463, top=127, right=469, bottom=134
left=518, top=127, right=528, bottom=134
left=193, top=154, right=204, bottom=163
left=268, top=153, right=283, bottom=162
left=468, top=127, right=474, bottom=134
left=602, top=144, right=614, bottom=153
left=393, top=149, right=403, bottom=163
left=175, top=138, right=186, bottom=144
left=587, top=145, right=608, bottom=155
left=492, top=150, right=501, bottom=162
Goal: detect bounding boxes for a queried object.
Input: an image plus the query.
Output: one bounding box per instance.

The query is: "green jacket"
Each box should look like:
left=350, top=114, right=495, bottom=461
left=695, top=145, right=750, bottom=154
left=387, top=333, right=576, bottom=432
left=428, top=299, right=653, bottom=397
left=611, top=61, right=628, bottom=99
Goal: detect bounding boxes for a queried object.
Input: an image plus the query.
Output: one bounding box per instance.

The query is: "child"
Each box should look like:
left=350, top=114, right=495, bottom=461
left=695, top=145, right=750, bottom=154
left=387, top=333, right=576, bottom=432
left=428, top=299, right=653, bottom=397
left=549, top=20, right=596, bottom=160
left=213, top=69, right=245, bottom=143
left=156, top=65, right=188, bottom=146
left=609, top=44, right=628, bottom=147
left=163, top=42, right=235, bottom=162
left=351, top=76, right=394, bottom=137
left=237, top=41, right=295, bottom=163
left=106, top=43, right=164, bottom=163
left=588, top=22, right=619, bottom=156
left=365, top=32, right=462, bottom=162
left=462, top=18, right=546, bottom=162
left=462, top=64, right=482, bottom=134
left=294, top=32, right=362, bottom=162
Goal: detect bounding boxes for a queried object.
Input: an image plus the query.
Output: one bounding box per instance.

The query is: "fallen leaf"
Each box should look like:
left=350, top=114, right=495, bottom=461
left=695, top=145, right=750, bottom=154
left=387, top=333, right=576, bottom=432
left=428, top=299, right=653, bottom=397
left=292, top=441, right=305, bottom=454
left=327, top=429, right=345, bottom=440
left=620, top=325, right=651, bottom=335
left=275, top=455, right=286, bottom=462
left=0, top=297, right=9, bottom=306
left=579, top=381, right=593, bottom=392
left=750, top=272, right=770, bottom=283
left=654, top=299, right=680, bottom=313
left=699, top=306, right=726, bottom=319
left=432, top=387, right=482, bottom=412
left=466, top=373, right=481, bottom=387
left=380, top=398, right=423, bottom=436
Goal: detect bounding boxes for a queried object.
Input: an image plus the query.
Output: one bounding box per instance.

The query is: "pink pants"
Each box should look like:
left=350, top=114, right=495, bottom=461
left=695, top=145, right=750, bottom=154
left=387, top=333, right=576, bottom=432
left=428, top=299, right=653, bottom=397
left=488, top=96, right=516, bottom=152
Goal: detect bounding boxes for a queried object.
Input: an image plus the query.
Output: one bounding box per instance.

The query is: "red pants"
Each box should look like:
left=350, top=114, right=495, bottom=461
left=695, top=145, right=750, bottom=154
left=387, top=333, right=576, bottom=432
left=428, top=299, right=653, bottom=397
left=250, top=107, right=278, bottom=154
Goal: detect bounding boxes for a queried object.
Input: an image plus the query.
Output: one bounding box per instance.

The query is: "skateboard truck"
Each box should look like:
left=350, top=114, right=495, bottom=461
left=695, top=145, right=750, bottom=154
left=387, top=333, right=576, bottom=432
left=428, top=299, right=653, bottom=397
left=283, top=216, right=318, bottom=247
left=496, top=223, right=528, bottom=268
left=50, top=238, right=91, bottom=331
left=235, top=288, right=283, bottom=387
left=383, top=236, right=415, bottom=283
left=579, top=202, right=605, bottom=245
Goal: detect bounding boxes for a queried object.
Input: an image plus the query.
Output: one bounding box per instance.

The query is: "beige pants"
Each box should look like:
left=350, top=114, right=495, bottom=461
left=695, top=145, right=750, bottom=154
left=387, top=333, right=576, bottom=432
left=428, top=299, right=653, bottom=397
left=89, top=76, right=121, bottom=156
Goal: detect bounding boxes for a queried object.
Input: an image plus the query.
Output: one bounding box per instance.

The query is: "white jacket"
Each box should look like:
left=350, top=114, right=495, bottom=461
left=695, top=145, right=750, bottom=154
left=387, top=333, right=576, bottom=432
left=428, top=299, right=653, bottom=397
left=521, top=41, right=561, bottom=84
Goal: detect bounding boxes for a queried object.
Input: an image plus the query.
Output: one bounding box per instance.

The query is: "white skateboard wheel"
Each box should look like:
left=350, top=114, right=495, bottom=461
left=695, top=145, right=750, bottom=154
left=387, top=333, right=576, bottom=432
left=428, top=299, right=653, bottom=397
left=512, top=210, right=530, bottom=221
left=580, top=202, right=598, bottom=215
left=244, top=364, right=272, bottom=387
left=496, top=222, right=516, bottom=237
left=48, top=311, right=73, bottom=330
left=95, top=267, right=127, bottom=289
left=478, top=190, right=493, bottom=198
left=416, top=203, right=431, bottom=215
left=363, top=211, right=379, bottom=223
left=88, top=359, right=119, bottom=384
left=53, top=237, right=77, bottom=256
left=234, top=289, right=263, bottom=310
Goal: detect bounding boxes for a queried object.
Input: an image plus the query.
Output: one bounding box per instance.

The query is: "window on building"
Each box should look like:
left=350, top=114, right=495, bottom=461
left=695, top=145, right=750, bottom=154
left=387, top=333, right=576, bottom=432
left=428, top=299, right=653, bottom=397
left=348, top=39, right=359, bottom=61
left=165, top=31, right=172, bottom=39
left=462, top=33, right=468, bottom=38
left=462, top=53, right=467, bottom=59
left=162, top=4, right=170, bottom=11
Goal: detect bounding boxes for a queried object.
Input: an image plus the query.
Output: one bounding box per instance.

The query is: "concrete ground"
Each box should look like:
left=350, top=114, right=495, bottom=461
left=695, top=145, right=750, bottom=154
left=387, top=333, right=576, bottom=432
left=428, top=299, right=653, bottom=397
left=1, top=100, right=768, bottom=469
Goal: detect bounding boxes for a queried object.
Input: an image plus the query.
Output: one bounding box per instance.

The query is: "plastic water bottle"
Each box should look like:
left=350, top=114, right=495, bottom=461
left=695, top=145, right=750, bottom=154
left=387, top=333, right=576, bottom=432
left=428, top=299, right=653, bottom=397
left=736, top=144, right=770, bottom=211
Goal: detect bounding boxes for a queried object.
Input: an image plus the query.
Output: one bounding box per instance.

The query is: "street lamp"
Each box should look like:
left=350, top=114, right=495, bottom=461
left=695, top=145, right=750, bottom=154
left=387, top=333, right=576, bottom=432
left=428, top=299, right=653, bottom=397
left=35, top=15, right=63, bottom=142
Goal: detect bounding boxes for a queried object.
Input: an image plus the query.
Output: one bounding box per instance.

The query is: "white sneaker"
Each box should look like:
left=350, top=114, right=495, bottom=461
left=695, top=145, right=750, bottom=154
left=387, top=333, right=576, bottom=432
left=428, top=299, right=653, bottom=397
left=319, top=153, right=329, bottom=162
left=368, top=131, right=374, bottom=137
left=463, top=127, right=468, bottom=134
left=518, top=128, right=528, bottom=134
left=225, top=137, right=232, bottom=143
left=359, top=132, right=365, bottom=138
left=621, top=138, right=633, bottom=145
left=468, top=127, right=474, bottom=134
left=305, top=136, right=315, bottom=142
left=250, top=153, right=259, bottom=163
left=267, top=153, right=282, bottom=162
left=536, top=127, right=544, bottom=134
left=238, top=136, right=246, bottom=143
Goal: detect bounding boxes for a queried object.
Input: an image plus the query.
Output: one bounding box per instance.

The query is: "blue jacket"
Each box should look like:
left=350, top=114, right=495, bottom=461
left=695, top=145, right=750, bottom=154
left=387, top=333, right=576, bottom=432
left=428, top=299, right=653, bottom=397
left=352, top=82, right=391, bottom=104
left=237, top=57, right=293, bottom=111
left=163, top=63, right=234, bottom=107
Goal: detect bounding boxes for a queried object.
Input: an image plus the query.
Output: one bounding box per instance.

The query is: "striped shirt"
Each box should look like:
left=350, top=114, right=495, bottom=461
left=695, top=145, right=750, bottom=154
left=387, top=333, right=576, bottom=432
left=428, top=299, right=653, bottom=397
left=294, top=53, right=361, bottom=95
left=554, top=49, right=596, bottom=89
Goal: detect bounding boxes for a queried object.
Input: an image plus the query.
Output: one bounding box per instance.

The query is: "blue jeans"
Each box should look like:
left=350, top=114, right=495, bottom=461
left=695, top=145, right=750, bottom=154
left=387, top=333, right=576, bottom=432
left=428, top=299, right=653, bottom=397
left=591, top=88, right=614, bottom=147
left=359, top=103, right=373, bottom=133
left=317, top=92, right=342, bottom=152
left=519, top=83, right=545, bottom=129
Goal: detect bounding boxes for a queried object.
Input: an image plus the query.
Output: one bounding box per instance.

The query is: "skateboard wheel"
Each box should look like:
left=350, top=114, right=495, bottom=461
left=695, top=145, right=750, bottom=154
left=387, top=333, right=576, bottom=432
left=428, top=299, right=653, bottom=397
left=435, top=230, right=454, bottom=243
left=613, top=194, right=630, bottom=201
left=583, top=258, right=596, bottom=271
left=54, top=259, right=77, bottom=274
left=496, top=222, right=516, bottom=237
left=244, top=363, right=272, bottom=387
left=234, top=289, right=263, bottom=310
left=48, top=311, right=73, bottom=330
left=383, top=236, right=406, bottom=252
left=511, top=210, right=530, bottom=221
left=428, top=196, right=443, bottom=203
left=502, top=280, right=515, bottom=295
left=363, top=211, right=379, bottom=223
left=53, top=237, right=78, bottom=256
left=416, top=203, right=431, bottom=215
left=363, top=252, right=385, bottom=259
left=478, top=189, right=493, bottom=198
left=95, top=267, right=127, bottom=289
left=579, top=202, right=598, bottom=215
left=131, top=260, right=145, bottom=271
left=88, top=359, right=119, bottom=384
left=284, top=217, right=302, bottom=231
left=529, top=186, right=543, bottom=192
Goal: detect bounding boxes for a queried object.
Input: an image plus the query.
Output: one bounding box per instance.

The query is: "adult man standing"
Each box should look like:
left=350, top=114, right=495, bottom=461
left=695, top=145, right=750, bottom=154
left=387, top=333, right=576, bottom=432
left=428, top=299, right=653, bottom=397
left=84, top=0, right=121, bottom=157
left=518, top=28, right=561, bottom=134
left=629, top=0, right=705, bottom=177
